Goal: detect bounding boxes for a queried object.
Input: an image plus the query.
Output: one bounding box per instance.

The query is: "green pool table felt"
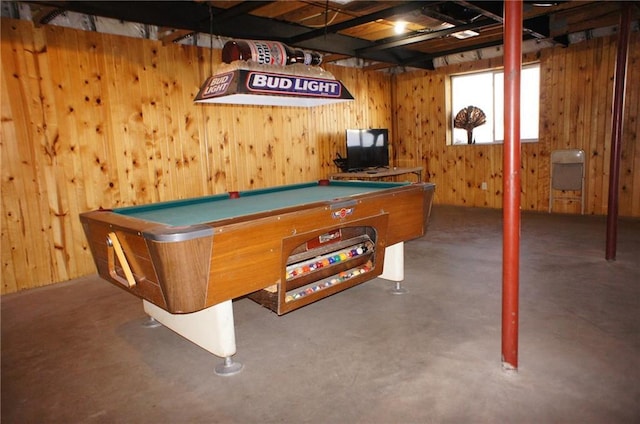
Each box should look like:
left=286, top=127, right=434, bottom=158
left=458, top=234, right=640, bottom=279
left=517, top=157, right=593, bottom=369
left=113, top=181, right=410, bottom=226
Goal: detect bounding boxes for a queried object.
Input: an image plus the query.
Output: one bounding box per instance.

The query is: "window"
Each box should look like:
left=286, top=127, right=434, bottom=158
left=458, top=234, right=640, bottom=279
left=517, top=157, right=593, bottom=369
left=450, top=64, right=540, bottom=144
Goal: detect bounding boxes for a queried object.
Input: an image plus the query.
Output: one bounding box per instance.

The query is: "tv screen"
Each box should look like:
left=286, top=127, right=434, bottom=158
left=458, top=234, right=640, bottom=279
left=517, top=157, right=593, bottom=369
left=345, top=129, right=389, bottom=171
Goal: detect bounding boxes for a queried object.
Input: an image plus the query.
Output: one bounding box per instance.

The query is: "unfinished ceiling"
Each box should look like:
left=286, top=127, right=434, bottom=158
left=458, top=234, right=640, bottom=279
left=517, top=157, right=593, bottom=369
left=11, top=1, right=640, bottom=70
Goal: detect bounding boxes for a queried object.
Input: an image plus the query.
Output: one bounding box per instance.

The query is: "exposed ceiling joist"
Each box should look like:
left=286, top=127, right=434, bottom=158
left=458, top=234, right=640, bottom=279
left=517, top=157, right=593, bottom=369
left=357, top=18, right=496, bottom=53
left=15, top=1, right=638, bottom=71
left=286, top=1, right=440, bottom=44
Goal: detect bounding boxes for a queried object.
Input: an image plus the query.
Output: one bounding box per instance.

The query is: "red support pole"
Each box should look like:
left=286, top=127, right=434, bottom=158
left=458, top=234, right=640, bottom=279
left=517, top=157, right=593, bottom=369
left=502, top=0, right=522, bottom=371
left=605, top=3, right=632, bottom=261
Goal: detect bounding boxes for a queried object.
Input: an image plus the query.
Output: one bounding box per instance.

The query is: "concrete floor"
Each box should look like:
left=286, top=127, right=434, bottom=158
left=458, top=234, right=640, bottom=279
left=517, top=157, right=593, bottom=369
left=2, top=205, right=639, bottom=423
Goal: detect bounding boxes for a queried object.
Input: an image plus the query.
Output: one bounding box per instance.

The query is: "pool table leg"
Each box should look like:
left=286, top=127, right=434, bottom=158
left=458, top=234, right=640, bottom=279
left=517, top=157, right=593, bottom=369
left=142, top=300, right=243, bottom=376
left=380, top=242, right=407, bottom=294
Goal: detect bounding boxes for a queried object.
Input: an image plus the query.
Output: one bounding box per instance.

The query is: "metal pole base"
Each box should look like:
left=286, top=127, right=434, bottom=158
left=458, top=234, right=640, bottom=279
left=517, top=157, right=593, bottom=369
left=501, top=361, right=518, bottom=374
left=215, top=356, right=243, bottom=376
left=388, top=281, right=407, bottom=295
left=142, top=316, right=162, bottom=328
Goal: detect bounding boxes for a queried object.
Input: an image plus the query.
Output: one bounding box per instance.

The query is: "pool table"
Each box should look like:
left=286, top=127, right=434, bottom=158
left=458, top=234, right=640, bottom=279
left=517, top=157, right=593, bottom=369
left=80, top=180, right=435, bottom=374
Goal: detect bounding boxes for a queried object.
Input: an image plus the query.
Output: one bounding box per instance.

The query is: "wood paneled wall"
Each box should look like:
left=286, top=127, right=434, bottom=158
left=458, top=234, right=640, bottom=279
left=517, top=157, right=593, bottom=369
left=0, top=19, right=390, bottom=293
left=393, top=32, right=640, bottom=216
left=1, top=18, right=638, bottom=294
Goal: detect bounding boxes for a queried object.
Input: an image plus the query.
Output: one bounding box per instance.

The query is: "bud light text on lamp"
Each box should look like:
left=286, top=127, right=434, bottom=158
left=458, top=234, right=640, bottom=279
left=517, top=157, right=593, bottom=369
left=200, top=72, right=234, bottom=99
left=247, top=73, right=342, bottom=97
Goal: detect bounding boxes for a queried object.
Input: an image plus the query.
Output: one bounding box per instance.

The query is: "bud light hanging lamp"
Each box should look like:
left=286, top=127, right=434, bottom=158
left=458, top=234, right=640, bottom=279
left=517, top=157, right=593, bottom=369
left=193, top=8, right=353, bottom=107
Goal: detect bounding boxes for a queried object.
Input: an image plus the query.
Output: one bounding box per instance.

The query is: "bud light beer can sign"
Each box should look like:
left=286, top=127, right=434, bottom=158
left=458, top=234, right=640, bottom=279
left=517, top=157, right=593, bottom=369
left=247, top=71, right=343, bottom=98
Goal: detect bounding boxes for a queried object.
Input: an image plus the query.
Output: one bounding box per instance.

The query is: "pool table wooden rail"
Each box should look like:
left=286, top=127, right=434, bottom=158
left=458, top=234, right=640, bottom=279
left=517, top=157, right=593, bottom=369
left=80, top=182, right=435, bottom=315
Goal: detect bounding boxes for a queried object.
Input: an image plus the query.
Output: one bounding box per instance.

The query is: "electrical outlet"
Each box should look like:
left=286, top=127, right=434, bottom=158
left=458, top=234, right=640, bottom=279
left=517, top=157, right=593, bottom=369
left=481, top=182, right=488, bottom=190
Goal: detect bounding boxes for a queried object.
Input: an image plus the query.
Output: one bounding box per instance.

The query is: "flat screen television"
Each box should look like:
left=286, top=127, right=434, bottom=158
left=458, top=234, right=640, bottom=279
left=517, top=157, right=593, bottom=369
left=345, top=128, right=390, bottom=171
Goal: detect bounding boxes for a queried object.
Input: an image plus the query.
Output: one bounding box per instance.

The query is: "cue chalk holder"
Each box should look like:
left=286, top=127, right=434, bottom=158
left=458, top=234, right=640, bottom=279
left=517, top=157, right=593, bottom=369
left=106, top=232, right=137, bottom=288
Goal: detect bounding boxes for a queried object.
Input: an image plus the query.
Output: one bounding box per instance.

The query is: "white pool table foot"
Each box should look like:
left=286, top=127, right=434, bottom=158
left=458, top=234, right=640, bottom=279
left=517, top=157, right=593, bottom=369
left=142, top=300, right=239, bottom=376
left=142, top=316, right=162, bottom=328
left=215, top=356, right=244, bottom=376
left=380, top=242, right=408, bottom=294
left=389, top=281, right=408, bottom=295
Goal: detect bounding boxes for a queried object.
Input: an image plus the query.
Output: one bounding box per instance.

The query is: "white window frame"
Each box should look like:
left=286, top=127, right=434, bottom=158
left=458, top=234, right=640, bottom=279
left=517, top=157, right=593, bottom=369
left=450, top=63, right=540, bottom=145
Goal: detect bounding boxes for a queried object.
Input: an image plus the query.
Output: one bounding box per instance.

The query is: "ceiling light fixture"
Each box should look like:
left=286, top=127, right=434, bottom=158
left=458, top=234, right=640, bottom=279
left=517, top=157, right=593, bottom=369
left=394, top=21, right=407, bottom=34
left=530, top=1, right=559, bottom=6
left=451, top=29, right=480, bottom=40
